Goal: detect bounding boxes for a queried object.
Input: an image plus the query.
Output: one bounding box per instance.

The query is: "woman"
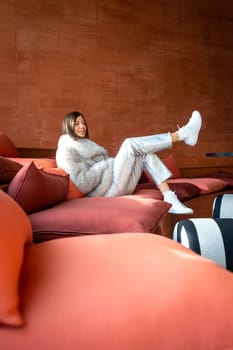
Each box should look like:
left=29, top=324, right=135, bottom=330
left=56, top=110, right=202, bottom=214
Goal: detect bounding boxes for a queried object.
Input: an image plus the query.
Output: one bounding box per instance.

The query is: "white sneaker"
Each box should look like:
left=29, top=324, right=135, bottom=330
left=163, top=190, right=193, bottom=214
left=178, top=111, right=202, bottom=146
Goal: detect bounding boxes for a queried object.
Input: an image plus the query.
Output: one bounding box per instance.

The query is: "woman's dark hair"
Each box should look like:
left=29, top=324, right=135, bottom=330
left=61, top=111, right=89, bottom=139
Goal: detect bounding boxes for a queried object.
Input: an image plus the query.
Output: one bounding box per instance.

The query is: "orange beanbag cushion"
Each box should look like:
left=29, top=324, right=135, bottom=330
left=2, top=234, right=232, bottom=348
left=0, top=190, right=32, bottom=326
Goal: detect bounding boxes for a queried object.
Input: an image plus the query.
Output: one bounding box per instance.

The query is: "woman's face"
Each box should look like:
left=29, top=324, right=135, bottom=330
left=74, top=116, right=87, bottom=138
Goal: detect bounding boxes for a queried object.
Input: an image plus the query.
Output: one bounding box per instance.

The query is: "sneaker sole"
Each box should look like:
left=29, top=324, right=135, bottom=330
left=168, top=209, right=194, bottom=215
left=185, top=111, right=202, bottom=146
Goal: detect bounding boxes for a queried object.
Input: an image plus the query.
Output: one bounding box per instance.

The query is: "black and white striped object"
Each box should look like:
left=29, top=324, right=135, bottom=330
left=213, top=194, right=233, bottom=218
left=173, top=218, right=233, bottom=271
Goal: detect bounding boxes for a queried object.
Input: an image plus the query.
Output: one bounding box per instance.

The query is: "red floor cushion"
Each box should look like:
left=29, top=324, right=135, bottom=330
left=29, top=195, right=171, bottom=242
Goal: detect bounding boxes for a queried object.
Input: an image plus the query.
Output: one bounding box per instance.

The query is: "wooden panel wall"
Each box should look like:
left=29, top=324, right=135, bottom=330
left=0, top=0, right=233, bottom=169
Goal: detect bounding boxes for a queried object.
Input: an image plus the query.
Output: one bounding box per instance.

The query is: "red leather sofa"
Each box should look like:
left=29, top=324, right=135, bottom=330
left=0, top=132, right=171, bottom=242
left=1, top=131, right=233, bottom=242
left=1, top=132, right=233, bottom=349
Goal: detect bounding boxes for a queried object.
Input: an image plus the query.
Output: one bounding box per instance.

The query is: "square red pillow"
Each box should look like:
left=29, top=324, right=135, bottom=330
left=7, top=162, right=69, bottom=214
left=29, top=196, right=171, bottom=242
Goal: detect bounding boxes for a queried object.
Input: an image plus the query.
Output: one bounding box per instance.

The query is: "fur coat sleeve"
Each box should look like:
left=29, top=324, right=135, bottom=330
left=56, top=135, right=114, bottom=197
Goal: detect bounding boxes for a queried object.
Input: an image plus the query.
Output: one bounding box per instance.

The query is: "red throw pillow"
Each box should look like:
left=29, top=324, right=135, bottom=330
left=203, top=171, right=233, bottom=187
left=162, top=155, right=182, bottom=179
left=0, top=132, right=19, bottom=157
left=168, top=178, right=228, bottom=195
left=133, top=182, right=163, bottom=200
left=7, top=162, right=69, bottom=214
left=0, top=156, right=22, bottom=184
left=142, top=155, right=182, bottom=183
left=0, top=190, right=32, bottom=326
left=135, top=181, right=198, bottom=202
left=168, top=182, right=199, bottom=201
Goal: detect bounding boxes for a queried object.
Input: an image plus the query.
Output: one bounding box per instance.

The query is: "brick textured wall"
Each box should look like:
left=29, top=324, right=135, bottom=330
left=0, top=0, right=232, bottom=168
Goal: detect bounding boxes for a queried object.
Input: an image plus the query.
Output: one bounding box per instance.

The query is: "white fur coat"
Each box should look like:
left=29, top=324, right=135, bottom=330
left=56, top=135, right=114, bottom=197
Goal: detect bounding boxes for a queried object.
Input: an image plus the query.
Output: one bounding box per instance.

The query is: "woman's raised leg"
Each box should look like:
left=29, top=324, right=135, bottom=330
left=105, top=111, right=202, bottom=214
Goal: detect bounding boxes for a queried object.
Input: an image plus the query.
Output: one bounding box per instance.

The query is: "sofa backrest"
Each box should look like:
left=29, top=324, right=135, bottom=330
left=0, top=132, right=19, bottom=157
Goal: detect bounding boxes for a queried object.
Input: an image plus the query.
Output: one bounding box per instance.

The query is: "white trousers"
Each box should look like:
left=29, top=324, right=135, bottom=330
left=105, top=133, right=172, bottom=197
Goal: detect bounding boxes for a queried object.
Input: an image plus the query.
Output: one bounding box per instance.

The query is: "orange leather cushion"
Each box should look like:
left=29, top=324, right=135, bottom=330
left=0, top=190, right=32, bottom=326
left=8, top=157, right=56, bottom=169
left=43, top=168, right=83, bottom=199
left=7, top=162, right=69, bottom=214
left=1, top=234, right=233, bottom=347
